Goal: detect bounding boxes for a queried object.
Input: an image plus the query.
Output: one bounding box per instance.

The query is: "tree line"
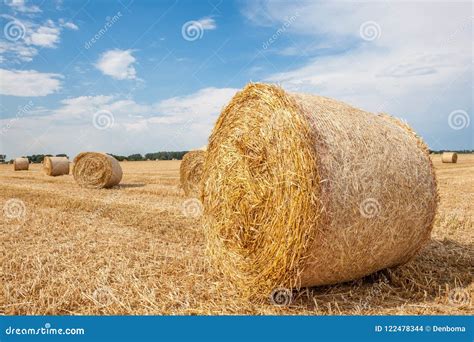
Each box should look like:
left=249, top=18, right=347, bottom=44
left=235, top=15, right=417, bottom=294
left=110, top=151, right=188, bottom=161
left=4, top=150, right=473, bottom=163
left=429, top=150, right=474, bottom=154
left=4, top=154, right=69, bottom=164
left=3, top=152, right=189, bottom=163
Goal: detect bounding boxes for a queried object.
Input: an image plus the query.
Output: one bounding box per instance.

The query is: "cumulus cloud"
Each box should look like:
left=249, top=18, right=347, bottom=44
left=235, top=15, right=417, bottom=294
left=195, top=17, right=216, bottom=30
left=0, top=41, right=37, bottom=62
left=1, top=87, right=238, bottom=157
left=95, top=49, right=137, bottom=80
left=5, top=0, right=41, bottom=13
left=0, top=15, right=78, bottom=63
left=59, top=19, right=79, bottom=30
left=25, top=22, right=61, bottom=47
left=243, top=1, right=472, bottom=149
left=0, top=69, right=62, bottom=96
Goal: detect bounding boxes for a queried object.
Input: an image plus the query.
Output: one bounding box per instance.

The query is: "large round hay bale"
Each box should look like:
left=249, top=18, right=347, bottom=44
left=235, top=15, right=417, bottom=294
left=13, top=158, right=29, bottom=171
left=43, top=156, right=70, bottom=176
left=441, top=152, right=457, bottom=163
left=73, top=152, right=122, bottom=188
left=180, top=150, right=206, bottom=197
left=202, top=83, right=438, bottom=299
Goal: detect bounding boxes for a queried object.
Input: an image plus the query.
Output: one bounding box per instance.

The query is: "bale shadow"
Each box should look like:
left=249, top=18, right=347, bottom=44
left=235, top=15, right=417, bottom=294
left=291, top=238, right=473, bottom=312
left=118, top=183, right=146, bottom=188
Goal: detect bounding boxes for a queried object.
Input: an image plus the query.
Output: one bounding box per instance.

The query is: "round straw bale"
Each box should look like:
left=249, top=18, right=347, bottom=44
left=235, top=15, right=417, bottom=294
left=43, top=156, right=70, bottom=176
left=180, top=150, right=206, bottom=197
left=73, top=152, right=122, bottom=188
left=441, top=152, right=457, bottom=163
left=13, top=157, right=29, bottom=171
left=202, top=83, right=438, bottom=299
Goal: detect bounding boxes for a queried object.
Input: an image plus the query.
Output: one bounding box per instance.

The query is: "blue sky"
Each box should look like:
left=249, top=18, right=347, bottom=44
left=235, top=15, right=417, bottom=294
left=0, top=0, right=472, bottom=159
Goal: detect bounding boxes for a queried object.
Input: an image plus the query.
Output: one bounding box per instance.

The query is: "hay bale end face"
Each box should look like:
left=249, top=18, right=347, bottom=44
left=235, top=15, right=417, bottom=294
left=43, top=156, right=70, bottom=176
left=13, top=158, right=29, bottom=171
left=441, top=152, right=458, bottom=163
left=202, top=83, right=438, bottom=299
left=180, top=150, right=206, bottom=197
left=73, top=152, right=122, bottom=188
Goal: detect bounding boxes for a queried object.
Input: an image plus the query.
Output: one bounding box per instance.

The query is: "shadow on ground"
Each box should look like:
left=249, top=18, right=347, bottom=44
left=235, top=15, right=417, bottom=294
left=289, top=238, right=473, bottom=313
left=118, top=183, right=146, bottom=188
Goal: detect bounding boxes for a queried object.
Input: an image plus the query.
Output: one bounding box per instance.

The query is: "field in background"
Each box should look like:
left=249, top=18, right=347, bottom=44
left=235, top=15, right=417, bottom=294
left=1, top=155, right=472, bottom=315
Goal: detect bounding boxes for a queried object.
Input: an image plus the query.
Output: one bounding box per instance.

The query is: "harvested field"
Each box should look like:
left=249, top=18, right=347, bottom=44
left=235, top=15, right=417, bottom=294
left=1, top=156, right=473, bottom=315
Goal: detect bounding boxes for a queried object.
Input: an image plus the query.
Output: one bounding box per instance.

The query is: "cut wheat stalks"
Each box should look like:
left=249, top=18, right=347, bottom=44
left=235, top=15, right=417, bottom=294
left=180, top=150, right=206, bottom=198
left=13, top=157, right=29, bottom=171
left=73, top=152, right=122, bottom=188
left=43, top=156, right=70, bottom=176
left=202, top=83, right=439, bottom=300
left=441, top=152, right=458, bottom=163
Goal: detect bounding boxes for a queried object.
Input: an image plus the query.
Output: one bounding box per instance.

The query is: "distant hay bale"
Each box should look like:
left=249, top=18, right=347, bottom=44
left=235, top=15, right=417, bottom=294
left=73, top=152, right=122, bottom=188
left=202, top=83, right=438, bottom=299
left=180, top=150, right=206, bottom=197
left=43, top=156, right=70, bottom=176
left=442, top=152, right=458, bottom=163
left=13, top=158, right=29, bottom=171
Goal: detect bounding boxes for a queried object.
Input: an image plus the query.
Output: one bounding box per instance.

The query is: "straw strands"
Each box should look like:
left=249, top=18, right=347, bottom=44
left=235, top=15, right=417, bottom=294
left=43, top=156, right=70, bottom=176
left=73, top=152, right=122, bottom=188
left=201, top=83, right=439, bottom=299
left=180, top=150, right=206, bottom=197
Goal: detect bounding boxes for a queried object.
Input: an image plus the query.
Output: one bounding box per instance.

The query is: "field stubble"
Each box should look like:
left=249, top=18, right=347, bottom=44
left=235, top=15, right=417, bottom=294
left=1, top=155, right=473, bottom=314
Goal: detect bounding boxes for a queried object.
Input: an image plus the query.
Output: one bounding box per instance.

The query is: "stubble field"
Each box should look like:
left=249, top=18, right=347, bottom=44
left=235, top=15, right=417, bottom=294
left=1, top=155, right=472, bottom=315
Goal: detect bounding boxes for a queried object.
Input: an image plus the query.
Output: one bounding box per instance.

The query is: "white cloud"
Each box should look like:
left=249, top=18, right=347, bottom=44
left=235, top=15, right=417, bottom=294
left=0, top=16, right=77, bottom=63
left=59, top=19, right=79, bottom=30
left=155, top=87, right=237, bottom=122
left=0, top=41, right=37, bottom=62
left=25, top=24, right=61, bottom=47
left=5, top=0, right=41, bottom=13
left=196, top=17, right=216, bottom=30
left=242, top=1, right=472, bottom=149
left=0, top=69, right=62, bottom=96
left=95, top=49, right=137, bottom=80
left=0, top=87, right=239, bottom=158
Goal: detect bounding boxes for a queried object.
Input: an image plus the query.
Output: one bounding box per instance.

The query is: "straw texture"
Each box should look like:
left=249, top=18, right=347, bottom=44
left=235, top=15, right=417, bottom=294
left=43, top=156, right=70, bottom=176
left=180, top=150, right=206, bottom=197
left=442, top=152, right=458, bottom=163
left=73, top=152, right=122, bottom=188
left=202, top=83, right=438, bottom=299
left=13, top=158, right=29, bottom=171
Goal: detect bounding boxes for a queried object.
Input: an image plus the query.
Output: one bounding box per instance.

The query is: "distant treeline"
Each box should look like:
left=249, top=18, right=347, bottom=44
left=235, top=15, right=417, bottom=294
left=4, top=154, right=69, bottom=163
left=429, top=150, right=474, bottom=154
left=4, top=152, right=189, bottom=163
left=4, top=150, right=472, bottom=164
left=110, top=151, right=188, bottom=161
